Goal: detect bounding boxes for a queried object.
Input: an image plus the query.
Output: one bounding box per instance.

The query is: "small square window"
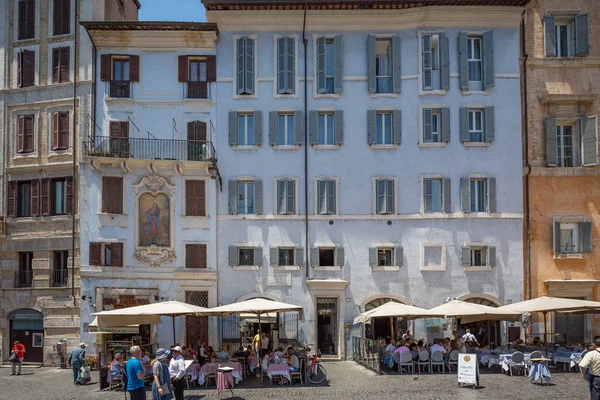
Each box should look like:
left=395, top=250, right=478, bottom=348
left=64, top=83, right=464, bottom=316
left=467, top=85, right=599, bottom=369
left=378, top=248, right=393, bottom=266
left=238, top=248, right=255, bottom=266
left=278, top=248, right=295, bottom=266
left=318, top=248, right=335, bottom=267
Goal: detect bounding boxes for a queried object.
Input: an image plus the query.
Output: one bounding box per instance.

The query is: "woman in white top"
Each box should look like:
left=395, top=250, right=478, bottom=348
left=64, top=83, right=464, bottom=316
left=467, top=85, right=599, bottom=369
left=286, top=347, right=300, bottom=372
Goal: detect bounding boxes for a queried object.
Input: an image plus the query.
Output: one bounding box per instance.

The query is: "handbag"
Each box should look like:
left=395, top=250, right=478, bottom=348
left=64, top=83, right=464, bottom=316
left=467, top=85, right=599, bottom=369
left=9, top=351, right=18, bottom=363
left=159, top=384, right=170, bottom=395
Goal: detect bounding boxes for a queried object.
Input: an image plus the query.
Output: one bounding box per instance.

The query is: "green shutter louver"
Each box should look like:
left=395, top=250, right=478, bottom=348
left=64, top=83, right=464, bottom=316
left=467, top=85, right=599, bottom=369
left=229, top=245, right=239, bottom=266
left=333, top=36, right=343, bottom=93
left=392, top=36, right=401, bottom=93
left=461, top=247, right=471, bottom=267
left=460, top=107, right=470, bottom=143
left=441, top=107, right=450, bottom=143
left=580, top=222, right=593, bottom=253
left=485, top=106, right=495, bottom=142
left=581, top=116, right=598, bottom=166
left=460, top=177, right=470, bottom=212
left=440, top=33, right=450, bottom=90
left=254, top=180, right=263, bottom=214
left=392, top=110, right=402, bottom=145
left=483, top=31, right=494, bottom=89
left=545, top=117, right=558, bottom=167
left=367, top=35, right=376, bottom=93
left=487, top=177, right=496, bottom=213
left=270, top=247, right=279, bottom=266
left=269, top=111, right=278, bottom=146
left=443, top=178, right=451, bottom=213
left=229, top=111, right=238, bottom=146
left=575, top=14, right=589, bottom=57
left=367, top=110, right=377, bottom=145
left=253, top=111, right=262, bottom=146
left=544, top=16, right=555, bottom=57
left=458, top=32, right=469, bottom=90
left=369, top=248, right=378, bottom=266
left=294, top=111, right=304, bottom=146
left=423, top=108, right=433, bottom=143
left=316, top=37, right=326, bottom=93
left=334, top=110, right=343, bottom=145
left=487, top=246, right=496, bottom=267
left=309, top=111, right=318, bottom=145
left=422, top=34, right=432, bottom=90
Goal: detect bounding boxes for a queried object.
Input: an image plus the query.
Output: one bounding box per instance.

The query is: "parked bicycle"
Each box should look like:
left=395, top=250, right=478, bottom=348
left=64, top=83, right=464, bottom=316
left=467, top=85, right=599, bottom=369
left=302, top=344, right=327, bottom=384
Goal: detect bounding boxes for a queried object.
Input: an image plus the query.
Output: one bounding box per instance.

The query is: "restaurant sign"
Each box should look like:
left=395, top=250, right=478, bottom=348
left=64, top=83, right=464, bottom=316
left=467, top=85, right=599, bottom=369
left=7, top=309, right=43, bottom=320
left=89, top=326, right=139, bottom=334
left=457, top=354, right=479, bottom=387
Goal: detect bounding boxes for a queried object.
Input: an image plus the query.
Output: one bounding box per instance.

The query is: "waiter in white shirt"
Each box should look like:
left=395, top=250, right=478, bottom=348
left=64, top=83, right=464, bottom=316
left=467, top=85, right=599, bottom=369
left=169, top=346, right=186, bottom=400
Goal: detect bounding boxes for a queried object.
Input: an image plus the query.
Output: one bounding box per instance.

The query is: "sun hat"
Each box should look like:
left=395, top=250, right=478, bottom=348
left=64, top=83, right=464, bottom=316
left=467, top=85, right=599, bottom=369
left=172, top=346, right=183, bottom=353
left=80, top=342, right=87, bottom=347
left=156, top=348, right=170, bottom=360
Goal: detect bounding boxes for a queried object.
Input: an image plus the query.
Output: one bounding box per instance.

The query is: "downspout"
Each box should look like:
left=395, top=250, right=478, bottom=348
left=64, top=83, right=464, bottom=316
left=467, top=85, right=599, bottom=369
left=521, top=9, right=532, bottom=301
left=303, top=2, right=309, bottom=279
left=71, top=0, right=79, bottom=302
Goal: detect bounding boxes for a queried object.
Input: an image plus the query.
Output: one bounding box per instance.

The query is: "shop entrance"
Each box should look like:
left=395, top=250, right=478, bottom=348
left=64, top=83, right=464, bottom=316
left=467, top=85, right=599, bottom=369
left=317, top=298, right=338, bottom=355
left=8, top=309, right=44, bottom=363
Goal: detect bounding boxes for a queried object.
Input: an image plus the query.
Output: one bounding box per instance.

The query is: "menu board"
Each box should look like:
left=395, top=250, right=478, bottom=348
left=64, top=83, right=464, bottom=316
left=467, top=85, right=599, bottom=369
left=457, top=354, right=479, bottom=387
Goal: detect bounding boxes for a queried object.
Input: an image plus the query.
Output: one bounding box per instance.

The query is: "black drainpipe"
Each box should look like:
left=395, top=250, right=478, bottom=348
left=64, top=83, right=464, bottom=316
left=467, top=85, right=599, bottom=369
left=303, top=2, right=309, bottom=279
left=521, top=8, right=532, bottom=301
left=71, top=0, right=79, bottom=301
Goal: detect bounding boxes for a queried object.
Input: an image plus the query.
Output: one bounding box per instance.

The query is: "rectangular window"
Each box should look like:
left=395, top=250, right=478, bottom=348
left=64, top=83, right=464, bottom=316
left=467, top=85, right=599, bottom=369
left=238, top=248, right=255, bottom=266
left=188, top=59, right=208, bottom=99
left=468, top=110, right=484, bottom=142
left=467, top=37, right=482, bottom=82
left=52, top=250, right=68, bottom=287
left=52, top=111, right=69, bottom=151
left=52, top=47, right=70, bottom=83
left=317, top=179, right=336, bottom=215
left=318, top=248, right=335, bottom=267
left=237, top=181, right=255, bottom=215
left=110, top=58, right=130, bottom=98
left=17, top=252, right=33, bottom=288
left=53, top=0, right=70, bottom=36
left=276, top=179, right=295, bottom=215
left=423, top=245, right=443, bottom=269
left=277, top=37, right=295, bottom=95
left=375, top=179, right=394, bottom=215
left=423, top=109, right=441, bottom=143
left=422, top=33, right=445, bottom=91
left=18, top=49, right=35, bottom=88
left=325, top=39, right=335, bottom=94
left=318, top=112, right=335, bottom=145
left=185, top=180, right=206, bottom=217
left=378, top=248, right=393, bottom=266
left=555, top=22, right=572, bottom=58
left=17, top=114, right=35, bottom=153
left=185, top=244, right=207, bottom=268
left=237, top=113, right=255, bottom=146
left=559, top=223, right=579, bottom=253
left=189, top=60, right=207, bottom=82
left=278, top=248, right=295, bottom=266
left=424, top=178, right=442, bottom=213
left=470, top=247, right=487, bottom=267
left=101, top=176, right=123, bottom=214
left=53, top=178, right=67, bottom=215
left=556, top=125, right=574, bottom=167
left=104, top=245, right=112, bottom=266
left=18, top=181, right=31, bottom=217
left=18, top=0, right=35, bottom=40
left=236, top=36, right=255, bottom=95
left=470, top=178, right=487, bottom=212
left=277, top=113, right=294, bottom=146
left=375, top=112, right=393, bottom=145
left=375, top=39, right=392, bottom=93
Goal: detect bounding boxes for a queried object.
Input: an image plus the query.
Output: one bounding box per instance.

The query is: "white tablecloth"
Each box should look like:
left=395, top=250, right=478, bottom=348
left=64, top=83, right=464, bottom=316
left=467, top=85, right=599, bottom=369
left=267, top=364, right=291, bottom=383
left=498, top=352, right=553, bottom=372
left=570, top=353, right=583, bottom=369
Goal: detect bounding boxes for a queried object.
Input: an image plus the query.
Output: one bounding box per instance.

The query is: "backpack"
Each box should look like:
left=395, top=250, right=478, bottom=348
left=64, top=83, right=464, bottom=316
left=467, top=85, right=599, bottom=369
left=119, top=365, right=128, bottom=393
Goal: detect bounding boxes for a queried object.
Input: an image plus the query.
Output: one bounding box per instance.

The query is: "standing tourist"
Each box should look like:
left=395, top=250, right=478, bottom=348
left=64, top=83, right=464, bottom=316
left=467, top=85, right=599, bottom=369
left=580, top=336, right=600, bottom=400
left=169, top=346, right=186, bottom=400
left=126, top=345, right=147, bottom=400
left=10, top=341, right=26, bottom=376
left=67, top=343, right=86, bottom=384
left=152, top=348, right=173, bottom=400
left=260, top=332, right=270, bottom=358
left=253, top=330, right=261, bottom=359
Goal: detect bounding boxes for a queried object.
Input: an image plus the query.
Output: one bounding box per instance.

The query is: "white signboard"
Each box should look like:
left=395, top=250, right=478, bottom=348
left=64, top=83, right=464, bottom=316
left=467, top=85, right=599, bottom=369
left=457, top=354, right=479, bottom=387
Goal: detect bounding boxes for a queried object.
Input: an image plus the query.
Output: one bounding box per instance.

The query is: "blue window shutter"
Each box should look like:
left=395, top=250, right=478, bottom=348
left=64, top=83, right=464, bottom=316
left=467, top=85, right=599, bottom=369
left=553, top=221, right=561, bottom=253
left=287, top=179, right=295, bottom=214
left=367, top=35, right=376, bottom=93
left=441, top=107, right=450, bottom=143
left=295, top=247, right=304, bottom=266
left=236, top=38, right=245, bottom=94
left=581, top=116, right=598, bottom=166
left=487, top=177, right=496, bottom=213
left=545, top=117, right=557, bottom=166
left=484, top=106, right=495, bottom=142
left=376, top=180, right=384, bottom=214
left=229, top=111, right=238, bottom=146
left=317, top=180, right=326, bottom=214
left=423, top=108, right=433, bottom=143
left=310, top=247, right=319, bottom=266
left=244, top=37, right=255, bottom=95
left=386, top=179, right=394, bottom=214
left=392, top=35, right=401, bottom=93
left=327, top=180, right=336, bottom=214
left=317, top=37, right=326, bottom=94
left=580, top=222, right=593, bottom=253
left=254, top=247, right=263, bottom=266
left=277, top=38, right=286, bottom=94
left=424, top=178, right=432, bottom=212
left=395, top=247, right=403, bottom=267
left=270, top=247, right=279, bottom=266
left=544, top=16, right=556, bottom=57
left=294, top=111, right=304, bottom=146
left=254, top=180, right=263, bottom=214
left=440, top=33, right=450, bottom=90
left=392, top=110, right=402, bottom=145
left=253, top=111, right=262, bottom=146
left=228, top=180, right=238, bottom=215
left=334, top=110, right=343, bottom=145
left=483, top=31, right=494, bottom=89
left=422, top=34, right=432, bottom=90
left=458, top=32, right=468, bottom=90
left=335, top=247, right=344, bottom=266
left=460, top=177, right=470, bottom=212
left=575, top=14, right=589, bottom=57
left=269, top=111, right=278, bottom=146
left=229, top=246, right=239, bottom=266
left=460, top=107, right=469, bottom=143
left=369, top=248, right=378, bottom=266
left=286, top=37, right=295, bottom=93
left=443, top=178, right=451, bottom=213
left=461, top=247, right=471, bottom=267
left=309, top=111, right=318, bottom=145
left=333, top=36, right=343, bottom=93
left=487, top=246, right=496, bottom=267
left=367, top=110, right=377, bottom=145
left=276, top=180, right=285, bottom=214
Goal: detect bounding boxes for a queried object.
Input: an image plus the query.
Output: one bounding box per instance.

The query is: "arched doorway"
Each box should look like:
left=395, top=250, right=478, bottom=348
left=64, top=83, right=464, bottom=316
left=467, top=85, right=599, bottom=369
left=8, top=309, right=44, bottom=363
left=460, top=296, right=502, bottom=347
left=363, top=298, right=408, bottom=342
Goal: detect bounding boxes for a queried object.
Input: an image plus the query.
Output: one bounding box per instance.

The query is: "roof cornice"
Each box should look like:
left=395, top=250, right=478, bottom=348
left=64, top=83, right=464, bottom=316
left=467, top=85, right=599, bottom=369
left=80, top=21, right=219, bottom=34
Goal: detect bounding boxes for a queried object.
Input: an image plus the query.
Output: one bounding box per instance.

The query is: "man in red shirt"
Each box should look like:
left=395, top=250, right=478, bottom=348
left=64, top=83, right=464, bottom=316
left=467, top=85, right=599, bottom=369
left=11, top=341, right=26, bottom=375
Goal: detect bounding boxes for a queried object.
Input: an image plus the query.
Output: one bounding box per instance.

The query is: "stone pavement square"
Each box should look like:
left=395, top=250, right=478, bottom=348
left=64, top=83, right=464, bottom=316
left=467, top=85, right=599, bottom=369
left=0, top=361, right=589, bottom=400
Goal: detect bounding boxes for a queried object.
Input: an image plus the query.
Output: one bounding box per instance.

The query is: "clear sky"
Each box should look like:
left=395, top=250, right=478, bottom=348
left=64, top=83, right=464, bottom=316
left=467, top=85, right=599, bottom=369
left=139, top=0, right=206, bottom=22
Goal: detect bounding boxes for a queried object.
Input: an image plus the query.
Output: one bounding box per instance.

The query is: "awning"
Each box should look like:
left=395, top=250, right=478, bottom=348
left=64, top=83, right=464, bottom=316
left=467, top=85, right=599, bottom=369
left=88, top=317, right=140, bottom=334
left=240, top=312, right=277, bottom=323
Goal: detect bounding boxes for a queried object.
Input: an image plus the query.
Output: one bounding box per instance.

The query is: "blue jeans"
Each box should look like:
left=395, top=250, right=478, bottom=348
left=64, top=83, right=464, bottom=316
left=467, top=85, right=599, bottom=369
left=591, top=375, right=600, bottom=400
left=72, top=365, right=81, bottom=383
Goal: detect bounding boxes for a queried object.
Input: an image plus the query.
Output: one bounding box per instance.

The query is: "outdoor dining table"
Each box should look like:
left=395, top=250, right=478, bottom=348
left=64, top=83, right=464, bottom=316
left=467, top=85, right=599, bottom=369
left=554, top=351, right=582, bottom=371
left=498, top=352, right=553, bottom=372
left=266, top=363, right=291, bottom=383
left=197, top=362, right=243, bottom=386
left=528, top=358, right=552, bottom=385
left=570, top=353, right=584, bottom=369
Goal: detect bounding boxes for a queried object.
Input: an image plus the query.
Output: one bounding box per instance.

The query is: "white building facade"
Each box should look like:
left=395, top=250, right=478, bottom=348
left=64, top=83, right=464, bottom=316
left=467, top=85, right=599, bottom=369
left=206, top=0, right=527, bottom=359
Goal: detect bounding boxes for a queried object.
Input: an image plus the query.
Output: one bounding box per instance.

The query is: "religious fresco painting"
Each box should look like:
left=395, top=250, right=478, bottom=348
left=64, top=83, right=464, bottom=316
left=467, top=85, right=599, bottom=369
left=138, top=193, right=170, bottom=247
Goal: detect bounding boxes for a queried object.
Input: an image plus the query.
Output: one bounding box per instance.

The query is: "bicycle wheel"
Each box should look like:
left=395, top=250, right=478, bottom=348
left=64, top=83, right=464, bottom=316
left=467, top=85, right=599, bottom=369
left=306, top=363, right=326, bottom=384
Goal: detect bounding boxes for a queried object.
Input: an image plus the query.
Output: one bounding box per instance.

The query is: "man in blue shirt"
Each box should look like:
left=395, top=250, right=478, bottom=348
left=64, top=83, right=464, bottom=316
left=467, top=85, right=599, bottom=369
left=126, top=345, right=146, bottom=400
left=67, top=342, right=86, bottom=384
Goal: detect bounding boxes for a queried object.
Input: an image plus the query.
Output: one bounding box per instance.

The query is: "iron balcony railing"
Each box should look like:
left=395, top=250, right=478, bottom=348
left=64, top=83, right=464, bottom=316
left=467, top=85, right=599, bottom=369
left=109, top=80, right=131, bottom=98
left=187, top=81, right=209, bottom=99
left=83, top=136, right=216, bottom=162
left=52, top=269, right=69, bottom=288
left=15, top=270, right=33, bottom=288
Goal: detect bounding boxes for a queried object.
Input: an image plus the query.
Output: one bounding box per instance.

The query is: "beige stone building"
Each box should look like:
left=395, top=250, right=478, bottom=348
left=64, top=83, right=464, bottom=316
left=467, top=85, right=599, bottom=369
left=523, top=0, right=600, bottom=343
left=0, top=0, right=140, bottom=365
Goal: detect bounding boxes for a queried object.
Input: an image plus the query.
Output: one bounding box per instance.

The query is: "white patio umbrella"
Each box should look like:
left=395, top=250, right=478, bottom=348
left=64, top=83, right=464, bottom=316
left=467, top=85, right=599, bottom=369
left=427, top=300, right=522, bottom=322
left=92, top=301, right=210, bottom=344
left=353, top=301, right=443, bottom=324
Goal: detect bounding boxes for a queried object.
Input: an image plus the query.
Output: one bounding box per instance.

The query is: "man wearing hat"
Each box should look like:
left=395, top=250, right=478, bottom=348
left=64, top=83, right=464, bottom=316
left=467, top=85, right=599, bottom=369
left=67, top=342, right=87, bottom=384
left=169, top=346, right=186, bottom=400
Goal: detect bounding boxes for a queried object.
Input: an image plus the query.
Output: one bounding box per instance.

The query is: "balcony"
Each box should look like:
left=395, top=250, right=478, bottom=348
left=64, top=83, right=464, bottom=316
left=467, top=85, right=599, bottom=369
left=51, top=269, right=69, bottom=288
left=187, top=81, right=209, bottom=99
left=15, top=270, right=32, bottom=288
left=109, top=80, right=131, bottom=98
left=83, top=136, right=216, bottom=162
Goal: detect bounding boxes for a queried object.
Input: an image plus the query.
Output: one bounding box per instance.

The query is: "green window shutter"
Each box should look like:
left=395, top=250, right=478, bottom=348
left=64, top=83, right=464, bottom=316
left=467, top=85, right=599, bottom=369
left=254, top=247, right=263, bottom=266
left=270, top=247, right=279, bottom=266
left=581, top=116, right=598, bottom=166
left=553, top=221, right=561, bottom=253
left=367, top=35, right=376, bottom=93
left=575, top=14, right=589, bottom=57
left=294, top=111, right=304, bottom=145
left=423, top=108, right=433, bottom=142
left=228, top=180, right=238, bottom=215
left=392, top=36, right=401, bottom=93
left=580, top=222, right=593, bottom=253
left=395, top=247, right=403, bottom=267
left=277, top=38, right=285, bottom=94
left=317, top=180, right=325, bottom=214
left=443, top=177, right=451, bottom=213
left=544, top=16, right=556, bottom=57
left=269, top=111, right=278, bottom=146
left=487, top=246, right=496, bottom=267
left=484, top=106, right=495, bottom=142
left=295, top=247, right=304, bottom=266
left=369, top=248, right=378, bottom=266
left=440, top=33, right=450, bottom=90
left=483, top=31, right=495, bottom=89
left=317, top=37, right=326, bottom=94
left=460, top=107, right=469, bottom=143
left=277, top=180, right=285, bottom=214
left=545, top=117, right=557, bottom=167
left=286, top=37, right=295, bottom=93
left=287, top=179, right=295, bottom=214
left=422, top=34, right=432, bottom=90
left=333, top=36, right=343, bottom=93
left=309, top=111, right=318, bottom=145
left=367, top=110, right=377, bottom=145
left=335, top=247, right=345, bottom=266
left=487, top=177, right=496, bottom=213
left=392, top=110, right=402, bottom=145
left=327, top=180, right=337, bottom=214
left=229, top=111, right=238, bottom=146
left=461, top=247, right=471, bottom=267
left=460, top=177, right=470, bottom=212
left=244, top=37, right=255, bottom=95
left=441, top=107, right=450, bottom=143
left=334, top=110, right=343, bottom=145
left=310, top=247, right=319, bottom=266
left=236, top=38, right=245, bottom=94
left=254, top=179, right=263, bottom=214
left=229, top=245, right=239, bottom=266
left=458, top=32, right=468, bottom=90
left=253, top=111, right=262, bottom=146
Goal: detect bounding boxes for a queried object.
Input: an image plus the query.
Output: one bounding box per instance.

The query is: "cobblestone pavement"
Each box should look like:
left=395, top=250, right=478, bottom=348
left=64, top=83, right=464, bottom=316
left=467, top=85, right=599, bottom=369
left=0, top=362, right=589, bottom=400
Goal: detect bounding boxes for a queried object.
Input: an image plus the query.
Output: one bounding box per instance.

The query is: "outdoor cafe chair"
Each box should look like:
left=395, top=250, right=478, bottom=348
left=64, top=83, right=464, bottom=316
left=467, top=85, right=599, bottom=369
left=556, top=347, right=568, bottom=352
left=398, top=351, right=414, bottom=375
left=109, top=374, right=123, bottom=391
left=430, top=351, right=445, bottom=373
left=290, top=358, right=304, bottom=385
left=204, top=363, right=218, bottom=388
left=416, top=350, right=430, bottom=374
left=509, top=351, right=526, bottom=376
left=447, top=350, right=459, bottom=373
left=238, top=357, right=249, bottom=379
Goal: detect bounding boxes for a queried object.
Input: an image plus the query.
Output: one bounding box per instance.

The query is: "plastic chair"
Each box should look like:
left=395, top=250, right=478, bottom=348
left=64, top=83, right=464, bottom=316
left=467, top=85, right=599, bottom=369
left=290, top=358, right=304, bottom=385
left=204, top=363, right=218, bottom=388
left=447, top=350, right=459, bottom=373
left=509, top=351, right=526, bottom=376
left=430, top=351, right=445, bottom=373
left=398, top=351, right=414, bottom=375
left=416, top=350, right=430, bottom=374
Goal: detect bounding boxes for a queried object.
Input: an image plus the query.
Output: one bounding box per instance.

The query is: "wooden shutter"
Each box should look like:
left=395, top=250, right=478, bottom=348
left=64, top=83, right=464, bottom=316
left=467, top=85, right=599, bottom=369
left=253, top=247, right=263, bottom=266
left=89, top=243, right=102, bottom=266
left=545, top=117, right=557, bottom=166
left=129, top=55, right=139, bottom=82
left=484, top=106, right=495, bottom=142
left=24, top=115, right=34, bottom=152
left=581, top=116, right=598, bottom=166
left=392, top=110, right=402, bottom=145
left=335, top=247, right=345, bottom=267
left=460, top=107, right=469, bottom=142
left=245, top=37, right=255, bottom=95
left=286, top=38, right=295, bottom=94
left=228, top=111, right=238, bottom=146
left=310, top=248, right=319, bottom=266
left=269, top=111, right=277, bottom=146
left=460, top=177, right=470, bottom=212
left=327, top=180, right=336, bottom=214
left=277, top=38, right=286, bottom=94
left=316, top=37, right=326, bottom=93
left=389, top=36, right=401, bottom=93
left=186, top=244, right=207, bottom=268
left=440, top=33, right=450, bottom=90
left=18, top=0, right=35, bottom=39
left=575, top=14, right=589, bottom=57
left=253, top=111, right=262, bottom=145
left=369, top=248, right=377, bottom=266
left=423, top=108, right=433, bottom=142
left=486, top=177, right=496, bottom=213
left=422, top=34, right=432, bottom=90
left=52, top=113, right=60, bottom=150
left=185, top=180, right=205, bottom=217
left=41, top=178, right=51, bottom=216
left=544, top=16, right=555, bottom=57
left=333, top=36, right=343, bottom=93
left=461, top=247, right=471, bottom=267
left=487, top=246, right=497, bottom=267
left=60, top=47, right=70, bottom=82
left=286, top=179, right=295, bottom=214
left=580, top=222, right=593, bottom=253
left=553, top=221, right=561, bottom=253
left=458, top=32, right=468, bottom=90
left=442, top=178, right=451, bottom=213
left=254, top=180, right=263, bottom=214
left=294, top=247, right=304, bottom=266
left=395, top=247, right=403, bottom=267
left=228, top=180, right=237, bottom=215
left=236, top=38, right=245, bottom=95
left=7, top=181, right=17, bottom=217
left=17, top=116, right=25, bottom=153
left=334, top=110, right=343, bottom=145
left=65, top=176, right=73, bottom=215
left=293, top=110, right=304, bottom=146
left=483, top=31, right=495, bottom=89
left=367, top=110, right=377, bottom=145
left=441, top=107, right=450, bottom=143
left=111, top=243, right=123, bottom=267
left=102, top=176, right=113, bottom=213
left=100, top=54, right=111, bottom=81
left=53, top=0, right=71, bottom=36
left=20, top=50, right=35, bottom=87
left=30, top=179, right=39, bottom=217
left=228, top=245, right=238, bottom=266
left=52, top=48, right=60, bottom=83
left=270, top=248, right=279, bottom=267
left=58, top=111, right=69, bottom=150
left=206, top=55, right=216, bottom=82
left=367, top=35, right=376, bottom=93
left=178, top=55, right=189, bottom=82
left=309, top=111, right=318, bottom=145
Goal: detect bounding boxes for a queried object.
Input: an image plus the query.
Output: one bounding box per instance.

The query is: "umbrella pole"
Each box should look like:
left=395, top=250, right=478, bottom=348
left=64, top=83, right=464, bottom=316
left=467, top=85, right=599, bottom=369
left=543, top=311, right=548, bottom=355
left=172, top=315, right=176, bottom=346
left=259, top=313, right=262, bottom=382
